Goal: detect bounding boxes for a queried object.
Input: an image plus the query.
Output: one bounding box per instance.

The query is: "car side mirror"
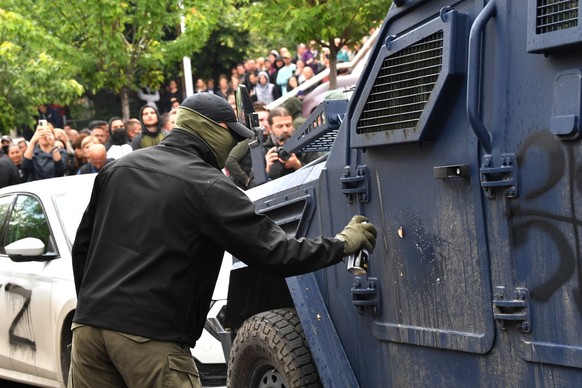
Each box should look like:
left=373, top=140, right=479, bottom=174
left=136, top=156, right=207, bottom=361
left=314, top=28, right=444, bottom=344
left=5, top=237, right=56, bottom=262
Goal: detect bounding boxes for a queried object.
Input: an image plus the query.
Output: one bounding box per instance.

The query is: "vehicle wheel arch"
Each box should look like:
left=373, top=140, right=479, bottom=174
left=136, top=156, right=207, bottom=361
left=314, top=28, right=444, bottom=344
left=58, top=310, right=74, bottom=385
left=224, top=265, right=294, bottom=332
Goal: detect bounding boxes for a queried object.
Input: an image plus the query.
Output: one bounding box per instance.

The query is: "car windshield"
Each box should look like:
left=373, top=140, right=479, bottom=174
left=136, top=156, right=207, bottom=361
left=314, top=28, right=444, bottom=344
left=53, top=190, right=91, bottom=244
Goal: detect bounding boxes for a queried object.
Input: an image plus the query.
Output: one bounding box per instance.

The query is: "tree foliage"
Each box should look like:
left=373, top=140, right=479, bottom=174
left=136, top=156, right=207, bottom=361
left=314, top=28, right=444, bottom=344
left=1, top=0, right=391, bottom=132
left=240, top=0, right=390, bottom=88
left=0, top=8, right=83, bottom=131
left=20, top=0, right=225, bottom=92
left=1, top=0, right=226, bottom=123
left=188, top=13, right=251, bottom=84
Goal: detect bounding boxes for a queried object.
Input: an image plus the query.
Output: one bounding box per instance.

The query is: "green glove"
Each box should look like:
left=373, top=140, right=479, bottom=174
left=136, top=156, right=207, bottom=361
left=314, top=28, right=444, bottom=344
left=336, top=215, right=377, bottom=255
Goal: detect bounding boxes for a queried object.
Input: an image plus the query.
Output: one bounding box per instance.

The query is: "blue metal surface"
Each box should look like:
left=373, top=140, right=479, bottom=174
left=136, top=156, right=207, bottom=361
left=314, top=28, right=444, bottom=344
left=227, top=0, right=582, bottom=386
left=286, top=273, right=359, bottom=388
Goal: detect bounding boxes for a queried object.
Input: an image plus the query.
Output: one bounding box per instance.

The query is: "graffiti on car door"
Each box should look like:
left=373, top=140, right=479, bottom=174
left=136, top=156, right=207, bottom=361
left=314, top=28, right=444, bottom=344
left=4, top=283, right=36, bottom=351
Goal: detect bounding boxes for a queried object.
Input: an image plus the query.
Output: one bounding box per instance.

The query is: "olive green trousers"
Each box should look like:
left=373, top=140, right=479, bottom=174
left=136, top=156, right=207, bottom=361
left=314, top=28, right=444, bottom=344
left=68, top=325, right=201, bottom=388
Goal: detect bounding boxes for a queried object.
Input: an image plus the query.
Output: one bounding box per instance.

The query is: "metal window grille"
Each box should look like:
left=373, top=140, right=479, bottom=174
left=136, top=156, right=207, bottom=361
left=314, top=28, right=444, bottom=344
left=536, top=0, right=579, bottom=34
left=356, top=31, right=444, bottom=135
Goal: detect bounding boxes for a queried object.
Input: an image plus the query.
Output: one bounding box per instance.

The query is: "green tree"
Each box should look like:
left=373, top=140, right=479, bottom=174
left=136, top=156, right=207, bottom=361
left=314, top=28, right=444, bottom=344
left=4, top=0, right=226, bottom=120
left=0, top=9, right=83, bottom=132
left=240, top=0, right=389, bottom=89
left=188, top=15, right=251, bottom=84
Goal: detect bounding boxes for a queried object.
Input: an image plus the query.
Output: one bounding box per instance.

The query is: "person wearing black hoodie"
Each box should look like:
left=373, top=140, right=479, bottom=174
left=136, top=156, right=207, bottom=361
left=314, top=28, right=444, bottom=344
left=131, top=105, right=165, bottom=150
left=105, top=117, right=133, bottom=160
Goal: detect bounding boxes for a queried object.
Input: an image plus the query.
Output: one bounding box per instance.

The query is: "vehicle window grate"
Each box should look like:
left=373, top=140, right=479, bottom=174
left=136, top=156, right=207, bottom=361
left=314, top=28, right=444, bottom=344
left=536, top=0, right=579, bottom=34
left=356, top=31, right=443, bottom=134
left=297, top=109, right=336, bottom=152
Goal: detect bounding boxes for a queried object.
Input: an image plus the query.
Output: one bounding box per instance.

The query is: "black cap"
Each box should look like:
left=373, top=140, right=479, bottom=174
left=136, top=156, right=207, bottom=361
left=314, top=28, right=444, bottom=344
left=181, top=93, right=254, bottom=140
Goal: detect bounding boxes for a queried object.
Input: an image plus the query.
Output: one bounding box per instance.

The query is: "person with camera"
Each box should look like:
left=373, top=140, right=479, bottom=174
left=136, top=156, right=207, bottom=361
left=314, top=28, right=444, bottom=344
left=264, top=106, right=320, bottom=180
left=22, top=121, right=68, bottom=182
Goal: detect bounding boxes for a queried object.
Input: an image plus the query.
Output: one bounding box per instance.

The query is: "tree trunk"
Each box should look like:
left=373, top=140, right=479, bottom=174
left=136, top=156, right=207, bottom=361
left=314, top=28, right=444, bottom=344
left=120, top=87, right=131, bottom=121
left=328, top=40, right=339, bottom=91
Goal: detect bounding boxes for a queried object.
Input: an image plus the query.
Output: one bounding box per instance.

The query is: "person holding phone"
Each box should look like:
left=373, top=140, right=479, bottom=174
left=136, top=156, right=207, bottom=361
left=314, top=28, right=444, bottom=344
left=21, top=120, right=68, bottom=182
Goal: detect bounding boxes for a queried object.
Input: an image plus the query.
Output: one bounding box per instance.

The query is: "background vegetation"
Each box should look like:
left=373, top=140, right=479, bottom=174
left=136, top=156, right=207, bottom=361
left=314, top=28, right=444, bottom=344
left=0, top=0, right=390, bottom=133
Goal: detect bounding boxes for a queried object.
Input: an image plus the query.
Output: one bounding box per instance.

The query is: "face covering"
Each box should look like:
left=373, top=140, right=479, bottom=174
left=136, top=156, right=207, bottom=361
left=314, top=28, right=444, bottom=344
left=175, top=106, right=238, bottom=169
left=110, top=129, right=128, bottom=145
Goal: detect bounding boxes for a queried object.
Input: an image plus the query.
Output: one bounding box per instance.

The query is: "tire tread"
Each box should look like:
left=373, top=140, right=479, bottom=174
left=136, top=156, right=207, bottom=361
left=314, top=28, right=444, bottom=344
left=227, top=308, right=322, bottom=388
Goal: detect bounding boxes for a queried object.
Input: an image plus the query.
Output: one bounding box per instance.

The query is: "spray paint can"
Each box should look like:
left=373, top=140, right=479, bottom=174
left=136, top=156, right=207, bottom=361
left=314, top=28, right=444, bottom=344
left=346, top=248, right=369, bottom=275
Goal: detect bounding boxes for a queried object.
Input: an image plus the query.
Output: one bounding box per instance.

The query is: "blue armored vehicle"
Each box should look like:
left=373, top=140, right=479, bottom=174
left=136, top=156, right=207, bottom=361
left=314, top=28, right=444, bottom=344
left=215, top=1, right=582, bottom=386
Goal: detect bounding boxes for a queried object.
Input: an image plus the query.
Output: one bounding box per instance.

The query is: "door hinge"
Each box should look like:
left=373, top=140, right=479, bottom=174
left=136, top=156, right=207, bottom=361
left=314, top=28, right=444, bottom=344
left=351, top=277, right=381, bottom=315
left=480, top=153, right=519, bottom=199
left=341, top=165, right=369, bottom=203
left=493, top=287, right=531, bottom=333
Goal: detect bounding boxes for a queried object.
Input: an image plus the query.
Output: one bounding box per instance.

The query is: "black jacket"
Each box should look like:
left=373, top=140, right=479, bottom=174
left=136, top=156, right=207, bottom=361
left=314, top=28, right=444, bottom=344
left=72, top=129, right=343, bottom=347
left=0, top=154, right=20, bottom=188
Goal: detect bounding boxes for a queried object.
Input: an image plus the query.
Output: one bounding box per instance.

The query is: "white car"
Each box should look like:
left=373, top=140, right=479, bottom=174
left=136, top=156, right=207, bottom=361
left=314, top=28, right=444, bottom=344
left=0, top=174, right=227, bottom=387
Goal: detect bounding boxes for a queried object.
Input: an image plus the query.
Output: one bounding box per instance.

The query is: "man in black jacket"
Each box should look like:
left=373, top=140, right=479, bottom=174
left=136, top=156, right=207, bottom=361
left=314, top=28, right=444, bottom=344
left=0, top=149, right=20, bottom=188
left=70, top=93, right=376, bottom=387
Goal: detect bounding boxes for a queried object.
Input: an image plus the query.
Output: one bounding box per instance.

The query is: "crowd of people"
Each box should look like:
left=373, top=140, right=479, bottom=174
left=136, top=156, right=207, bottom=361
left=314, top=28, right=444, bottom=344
left=183, top=41, right=354, bottom=107
left=0, top=115, right=141, bottom=187
left=0, top=92, right=183, bottom=188
left=0, top=41, right=358, bottom=190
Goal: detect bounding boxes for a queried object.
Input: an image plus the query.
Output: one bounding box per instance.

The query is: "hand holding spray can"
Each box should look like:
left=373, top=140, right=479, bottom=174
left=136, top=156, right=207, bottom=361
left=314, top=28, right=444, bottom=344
left=346, top=221, right=370, bottom=275
left=337, top=218, right=376, bottom=275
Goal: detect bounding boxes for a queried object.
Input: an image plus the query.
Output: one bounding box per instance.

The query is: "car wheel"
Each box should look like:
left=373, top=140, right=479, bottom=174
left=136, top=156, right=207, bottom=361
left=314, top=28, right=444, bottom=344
left=227, top=308, right=322, bottom=388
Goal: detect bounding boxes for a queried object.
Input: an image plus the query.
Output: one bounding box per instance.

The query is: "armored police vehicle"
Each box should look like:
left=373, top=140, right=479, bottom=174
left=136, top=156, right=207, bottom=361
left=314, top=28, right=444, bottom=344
left=216, top=0, right=582, bottom=386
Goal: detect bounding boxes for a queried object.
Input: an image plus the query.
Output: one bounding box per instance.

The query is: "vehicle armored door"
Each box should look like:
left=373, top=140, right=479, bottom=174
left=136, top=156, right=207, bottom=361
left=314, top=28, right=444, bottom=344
left=477, top=0, right=582, bottom=370
left=324, top=5, right=495, bottom=384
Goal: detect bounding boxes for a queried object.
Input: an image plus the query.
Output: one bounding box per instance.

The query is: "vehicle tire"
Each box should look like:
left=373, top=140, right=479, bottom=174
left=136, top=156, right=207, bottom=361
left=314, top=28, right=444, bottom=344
left=227, top=308, right=322, bottom=388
